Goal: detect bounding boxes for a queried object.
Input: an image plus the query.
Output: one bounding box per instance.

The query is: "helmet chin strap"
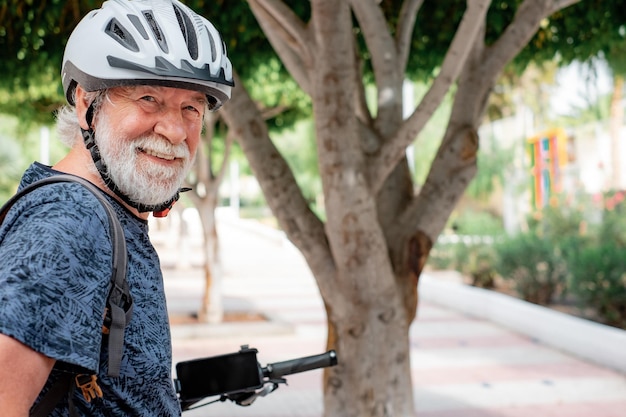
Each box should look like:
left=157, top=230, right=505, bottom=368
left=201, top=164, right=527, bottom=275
left=81, top=101, right=189, bottom=217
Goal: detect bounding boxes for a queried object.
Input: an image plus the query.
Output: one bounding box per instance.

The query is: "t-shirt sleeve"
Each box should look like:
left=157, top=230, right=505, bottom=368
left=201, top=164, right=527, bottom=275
left=0, top=184, right=114, bottom=373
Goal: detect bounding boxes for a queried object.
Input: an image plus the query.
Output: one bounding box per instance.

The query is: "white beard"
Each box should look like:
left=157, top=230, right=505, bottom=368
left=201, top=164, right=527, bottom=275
left=93, top=112, right=193, bottom=207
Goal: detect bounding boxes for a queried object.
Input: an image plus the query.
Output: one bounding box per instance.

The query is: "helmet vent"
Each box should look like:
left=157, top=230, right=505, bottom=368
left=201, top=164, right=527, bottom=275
left=173, top=4, right=198, bottom=60
left=205, top=25, right=217, bottom=62
left=105, top=18, right=139, bottom=52
left=142, top=11, right=169, bottom=53
left=127, top=14, right=149, bottom=40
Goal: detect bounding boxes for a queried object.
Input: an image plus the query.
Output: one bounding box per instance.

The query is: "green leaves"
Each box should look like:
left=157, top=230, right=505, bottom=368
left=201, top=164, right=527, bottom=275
left=1, top=0, right=625, bottom=125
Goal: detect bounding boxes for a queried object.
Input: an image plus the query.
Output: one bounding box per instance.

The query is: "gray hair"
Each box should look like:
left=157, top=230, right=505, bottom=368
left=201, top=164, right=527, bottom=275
left=55, top=89, right=108, bottom=147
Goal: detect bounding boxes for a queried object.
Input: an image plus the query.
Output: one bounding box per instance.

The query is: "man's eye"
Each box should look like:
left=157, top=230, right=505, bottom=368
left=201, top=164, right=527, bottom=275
left=140, top=95, right=156, bottom=102
left=184, top=106, right=203, bottom=120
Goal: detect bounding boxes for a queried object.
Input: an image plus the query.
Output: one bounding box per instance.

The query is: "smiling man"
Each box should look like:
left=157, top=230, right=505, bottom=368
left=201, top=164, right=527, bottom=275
left=0, top=1, right=233, bottom=416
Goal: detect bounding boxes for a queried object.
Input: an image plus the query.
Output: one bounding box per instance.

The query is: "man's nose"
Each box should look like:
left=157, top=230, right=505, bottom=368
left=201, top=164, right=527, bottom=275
left=154, top=108, right=186, bottom=144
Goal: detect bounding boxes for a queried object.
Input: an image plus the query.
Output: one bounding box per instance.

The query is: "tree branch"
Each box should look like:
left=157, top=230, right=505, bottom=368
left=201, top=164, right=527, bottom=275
left=352, top=32, right=374, bottom=132
left=247, top=0, right=313, bottom=94
left=396, top=0, right=424, bottom=73
left=347, top=0, right=402, bottom=121
left=482, top=0, right=583, bottom=82
left=396, top=0, right=583, bottom=241
left=259, top=103, right=291, bottom=120
left=347, top=0, right=398, bottom=77
left=369, top=0, right=491, bottom=194
left=220, top=72, right=334, bottom=279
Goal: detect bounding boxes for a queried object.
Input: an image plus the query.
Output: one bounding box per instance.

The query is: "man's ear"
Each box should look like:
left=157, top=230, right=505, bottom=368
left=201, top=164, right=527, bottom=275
left=74, top=85, right=91, bottom=130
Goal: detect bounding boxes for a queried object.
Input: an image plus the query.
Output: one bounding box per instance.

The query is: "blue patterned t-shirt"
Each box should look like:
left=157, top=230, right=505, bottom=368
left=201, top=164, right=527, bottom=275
left=0, top=162, right=181, bottom=416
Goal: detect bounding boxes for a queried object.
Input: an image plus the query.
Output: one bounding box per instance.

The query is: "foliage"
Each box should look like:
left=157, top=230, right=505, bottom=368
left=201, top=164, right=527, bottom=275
left=565, top=191, right=626, bottom=328
left=410, top=84, right=453, bottom=186
left=426, top=242, right=457, bottom=271
left=442, top=242, right=499, bottom=289
left=527, top=199, right=586, bottom=242
left=376, top=0, right=626, bottom=81
left=489, top=191, right=626, bottom=328
left=0, top=0, right=97, bottom=124
left=2, top=0, right=625, bottom=126
left=273, top=119, right=322, bottom=213
left=568, top=242, right=626, bottom=328
left=0, top=0, right=308, bottom=127
left=465, top=244, right=499, bottom=289
left=493, top=195, right=610, bottom=309
left=0, top=114, right=65, bottom=202
left=427, top=209, right=503, bottom=278
left=0, top=133, right=24, bottom=203
left=516, top=0, right=626, bottom=76
left=448, top=208, right=505, bottom=236
left=244, top=57, right=312, bottom=131
left=494, top=230, right=568, bottom=305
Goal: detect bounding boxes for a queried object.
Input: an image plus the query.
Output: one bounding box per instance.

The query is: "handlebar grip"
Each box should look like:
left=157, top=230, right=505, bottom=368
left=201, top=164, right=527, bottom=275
left=263, top=350, right=338, bottom=379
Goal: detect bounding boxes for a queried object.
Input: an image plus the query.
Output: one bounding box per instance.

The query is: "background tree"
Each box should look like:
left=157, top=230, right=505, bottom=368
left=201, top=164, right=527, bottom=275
left=184, top=67, right=309, bottom=323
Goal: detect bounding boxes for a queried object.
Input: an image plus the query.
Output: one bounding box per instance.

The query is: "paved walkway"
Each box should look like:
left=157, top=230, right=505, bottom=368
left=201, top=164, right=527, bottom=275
left=153, top=211, right=626, bottom=417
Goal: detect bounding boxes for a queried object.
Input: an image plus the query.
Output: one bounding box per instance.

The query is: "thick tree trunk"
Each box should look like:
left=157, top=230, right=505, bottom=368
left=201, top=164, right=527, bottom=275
left=324, top=293, right=414, bottom=417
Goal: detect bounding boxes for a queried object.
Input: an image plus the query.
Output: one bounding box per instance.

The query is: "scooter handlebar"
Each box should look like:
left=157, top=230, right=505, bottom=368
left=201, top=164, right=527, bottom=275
left=262, top=350, right=338, bottom=379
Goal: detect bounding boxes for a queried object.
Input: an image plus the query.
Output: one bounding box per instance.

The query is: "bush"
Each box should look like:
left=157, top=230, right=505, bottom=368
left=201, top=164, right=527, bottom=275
left=427, top=240, right=498, bottom=289
left=427, top=208, right=503, bottom=276
left=568, top=243, right=626, bottom=328
left=426, top=242, right=458, bottom=270
left=428, top=192, right=626, bottom=329
left=456, top=243, right=498, bottom=288
left=563, top=195, right=626, bottom=328
left=494, top=232, right=568, bottom=305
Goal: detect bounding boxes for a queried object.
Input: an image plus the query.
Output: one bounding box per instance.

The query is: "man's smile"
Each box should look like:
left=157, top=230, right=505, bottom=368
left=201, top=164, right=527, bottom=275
left=138, top=147, right=178, bottom=161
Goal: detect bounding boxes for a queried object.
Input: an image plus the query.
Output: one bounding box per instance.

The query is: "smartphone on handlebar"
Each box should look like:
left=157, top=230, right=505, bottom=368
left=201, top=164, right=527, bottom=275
left=174, top=345, right=338, bottom=411
left=175, top=346, right=263, bottom=408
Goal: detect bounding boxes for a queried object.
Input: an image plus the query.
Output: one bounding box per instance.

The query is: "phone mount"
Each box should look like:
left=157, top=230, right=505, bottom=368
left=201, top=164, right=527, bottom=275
left=174, top=345, right=338, bottom=412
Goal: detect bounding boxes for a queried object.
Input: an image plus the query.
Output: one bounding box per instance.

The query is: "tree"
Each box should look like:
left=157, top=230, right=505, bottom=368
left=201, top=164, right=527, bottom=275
left=219, top=1, right=584, bottom=416
left=183, top=112, right=233, bottom=323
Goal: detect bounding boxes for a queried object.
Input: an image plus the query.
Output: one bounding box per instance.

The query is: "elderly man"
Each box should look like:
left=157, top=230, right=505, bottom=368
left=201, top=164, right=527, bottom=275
left=0, top=0, right=233, bottom=415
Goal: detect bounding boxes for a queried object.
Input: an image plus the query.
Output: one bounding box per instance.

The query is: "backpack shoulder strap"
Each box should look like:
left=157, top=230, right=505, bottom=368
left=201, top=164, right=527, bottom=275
left=0, top=175, right=133, bottom=415
left=1, top=174, right=132, bottom=374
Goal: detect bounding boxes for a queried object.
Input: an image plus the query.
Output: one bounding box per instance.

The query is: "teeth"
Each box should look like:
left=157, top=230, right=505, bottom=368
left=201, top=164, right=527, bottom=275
left=144, top=149, right=175, bottom=160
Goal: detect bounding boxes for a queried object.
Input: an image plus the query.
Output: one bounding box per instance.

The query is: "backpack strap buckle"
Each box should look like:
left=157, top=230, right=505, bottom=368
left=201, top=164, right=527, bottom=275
left=75, top=374, right=103, bottom=403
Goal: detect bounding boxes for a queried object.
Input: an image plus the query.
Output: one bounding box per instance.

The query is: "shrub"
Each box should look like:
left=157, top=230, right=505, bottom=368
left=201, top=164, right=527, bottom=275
left=426, top=242, right=459, bottom=270
left=568, top=243, right=626, bottom=328
left=427, top=239, right=498, bottom=289
left=494, top=232, right=568, bottom=305
left=456, top=243, right=498, bottom=288
left=563, top=195, right=626, bottom=329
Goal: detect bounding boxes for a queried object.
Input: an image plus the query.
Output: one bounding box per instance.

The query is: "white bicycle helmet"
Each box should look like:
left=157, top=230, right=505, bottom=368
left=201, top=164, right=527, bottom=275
left=62, top=0, right=233, bottom=110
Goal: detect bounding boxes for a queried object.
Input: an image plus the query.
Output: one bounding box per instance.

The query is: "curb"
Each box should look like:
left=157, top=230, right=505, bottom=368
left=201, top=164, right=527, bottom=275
left=420, top=273, right=626, bottom=374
